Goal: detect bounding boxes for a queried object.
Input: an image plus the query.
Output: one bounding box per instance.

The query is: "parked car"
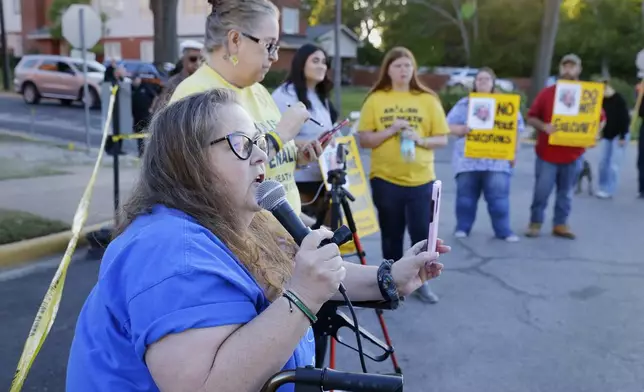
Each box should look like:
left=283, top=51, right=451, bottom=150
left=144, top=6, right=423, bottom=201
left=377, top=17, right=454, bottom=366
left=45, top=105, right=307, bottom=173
left=105, top=60, right=169, bottom=93
left=13, top=54, right=105, bottom=108
left=446, top=68, right=516, bottom=92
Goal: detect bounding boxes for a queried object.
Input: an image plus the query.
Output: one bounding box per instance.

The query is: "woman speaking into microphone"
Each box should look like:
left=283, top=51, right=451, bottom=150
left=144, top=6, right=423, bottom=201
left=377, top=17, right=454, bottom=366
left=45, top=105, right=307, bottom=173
left=66, top=89, right=449, bottom=392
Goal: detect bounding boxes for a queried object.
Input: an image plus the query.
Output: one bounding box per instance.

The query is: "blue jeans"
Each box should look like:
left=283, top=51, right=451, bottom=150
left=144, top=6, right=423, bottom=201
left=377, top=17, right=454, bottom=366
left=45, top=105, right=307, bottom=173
left=530, top=156, right=580, bottom=226
left=455, top=171, right=513, bottom=238
left=598, top=135, right=629, bottom=196
left=370, top=178, right=432, bottom=260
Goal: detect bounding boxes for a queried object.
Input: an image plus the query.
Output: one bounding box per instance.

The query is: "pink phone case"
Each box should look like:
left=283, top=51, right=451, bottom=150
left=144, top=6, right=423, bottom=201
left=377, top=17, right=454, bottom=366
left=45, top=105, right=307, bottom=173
left=427, top=180, right=442, bottom=253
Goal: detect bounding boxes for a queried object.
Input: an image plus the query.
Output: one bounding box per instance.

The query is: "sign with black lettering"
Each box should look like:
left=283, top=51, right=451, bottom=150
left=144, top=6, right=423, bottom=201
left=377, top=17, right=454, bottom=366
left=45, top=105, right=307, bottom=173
left=464, top=93, right=521, bottom=160
left=549, top=81, right=604, bottom=147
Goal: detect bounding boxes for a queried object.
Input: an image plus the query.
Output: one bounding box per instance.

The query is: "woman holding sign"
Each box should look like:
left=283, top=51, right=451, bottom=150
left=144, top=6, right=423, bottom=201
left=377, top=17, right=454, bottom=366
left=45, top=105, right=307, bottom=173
left=357, top=47, right=450, bottom=304
left=446, top=67, right=525, bottom=242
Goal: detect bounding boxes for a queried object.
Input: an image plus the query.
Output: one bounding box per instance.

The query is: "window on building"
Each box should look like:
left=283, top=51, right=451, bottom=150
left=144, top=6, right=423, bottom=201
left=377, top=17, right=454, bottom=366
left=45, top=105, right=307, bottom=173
left=98, top=0, right=124, bottom=18
left=140, top=41, right=154, bottom=62
left=13, top=0, right=20, bottom=14
left=139, top=0, right=152, bottom=16
left=182, top=0, right=209, bottom=15
left=281, top=7, right=300, bottom=34
left=104, top=42, right=122, bottom=60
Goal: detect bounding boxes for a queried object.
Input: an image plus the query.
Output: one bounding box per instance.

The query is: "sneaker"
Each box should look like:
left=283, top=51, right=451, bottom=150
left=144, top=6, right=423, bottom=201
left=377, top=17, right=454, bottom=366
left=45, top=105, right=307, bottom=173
left=454, top=231, right=467, bottom=238
left=525, top=223, right=541, bottom=237
left=412, top=283, right=439, bottom=304
left=553, top=224, right=576, bottom=239
left=503, top=234, right=520, bottom=242
left=596, top=191, right=611, bottom=199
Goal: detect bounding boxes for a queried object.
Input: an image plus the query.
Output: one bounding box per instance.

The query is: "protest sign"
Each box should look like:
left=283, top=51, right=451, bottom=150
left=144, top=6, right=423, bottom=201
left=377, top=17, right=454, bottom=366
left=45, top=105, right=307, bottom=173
left=549, top=80, right=604, bottom=147
left=464, top=92, right=521, bottom=161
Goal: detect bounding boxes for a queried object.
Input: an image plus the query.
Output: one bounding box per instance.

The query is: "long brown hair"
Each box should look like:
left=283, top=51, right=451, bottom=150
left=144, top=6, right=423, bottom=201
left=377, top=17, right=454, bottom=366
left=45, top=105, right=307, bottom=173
left=366, top=46, right=436, bottom=99
left=115, top=88, right=294, bottom=297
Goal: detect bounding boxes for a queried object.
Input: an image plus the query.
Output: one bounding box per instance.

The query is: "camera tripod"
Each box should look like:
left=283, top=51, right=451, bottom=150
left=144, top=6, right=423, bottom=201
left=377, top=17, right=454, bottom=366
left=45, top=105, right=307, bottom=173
left=311, top=143, right=402, bottom=375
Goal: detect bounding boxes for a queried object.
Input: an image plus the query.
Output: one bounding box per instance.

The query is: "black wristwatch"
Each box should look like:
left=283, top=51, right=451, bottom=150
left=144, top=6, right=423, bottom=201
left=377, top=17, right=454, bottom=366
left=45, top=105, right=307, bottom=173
left=377, top=259, right=401, bottom=309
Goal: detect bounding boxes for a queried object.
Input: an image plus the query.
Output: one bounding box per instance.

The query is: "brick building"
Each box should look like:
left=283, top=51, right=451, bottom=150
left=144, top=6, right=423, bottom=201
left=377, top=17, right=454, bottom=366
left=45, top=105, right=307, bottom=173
left=9, top=0, right=315, bottom=70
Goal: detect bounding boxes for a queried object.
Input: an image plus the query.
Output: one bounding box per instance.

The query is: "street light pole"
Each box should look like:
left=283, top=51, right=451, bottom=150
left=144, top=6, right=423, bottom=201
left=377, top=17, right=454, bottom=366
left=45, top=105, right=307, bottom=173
left=333, top=0, right=342, bottom=117
left=0, top=0, right=11, bottom=91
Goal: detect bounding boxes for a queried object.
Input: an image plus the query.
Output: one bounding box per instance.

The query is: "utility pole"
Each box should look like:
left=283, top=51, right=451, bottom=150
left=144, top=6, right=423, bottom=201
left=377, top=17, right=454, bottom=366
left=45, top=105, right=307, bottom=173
left=0, top=0, right=11, bottom=91
left=333, top=0, right=342, bottom=116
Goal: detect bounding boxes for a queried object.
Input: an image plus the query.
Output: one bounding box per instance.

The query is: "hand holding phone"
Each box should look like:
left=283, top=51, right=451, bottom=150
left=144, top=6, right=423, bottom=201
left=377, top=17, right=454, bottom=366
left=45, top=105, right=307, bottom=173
left=427, top=180, right=442, bottom=255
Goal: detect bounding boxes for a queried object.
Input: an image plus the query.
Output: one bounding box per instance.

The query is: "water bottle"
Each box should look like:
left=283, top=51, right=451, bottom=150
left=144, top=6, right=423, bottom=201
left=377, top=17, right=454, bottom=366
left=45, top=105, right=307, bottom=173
left=400, top=130, right=416, bottom=162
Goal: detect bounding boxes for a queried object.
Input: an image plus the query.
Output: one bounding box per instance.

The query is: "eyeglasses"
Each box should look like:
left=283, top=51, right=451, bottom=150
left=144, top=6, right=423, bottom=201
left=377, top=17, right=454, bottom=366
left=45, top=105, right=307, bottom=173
left=210, top=132, right=268, bottom=160
left=241, top=32, right=280, bottom=57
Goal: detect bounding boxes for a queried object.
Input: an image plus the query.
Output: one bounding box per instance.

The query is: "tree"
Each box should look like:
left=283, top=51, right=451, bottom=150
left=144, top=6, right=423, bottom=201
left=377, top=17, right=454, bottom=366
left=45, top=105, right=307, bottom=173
left=149, top=0, right=179, bottom=65
left=529, top=0, right=562, bottom=103
left=557, top=0, right=642, bottom=80
left=47, top=0, right=107, bottom=55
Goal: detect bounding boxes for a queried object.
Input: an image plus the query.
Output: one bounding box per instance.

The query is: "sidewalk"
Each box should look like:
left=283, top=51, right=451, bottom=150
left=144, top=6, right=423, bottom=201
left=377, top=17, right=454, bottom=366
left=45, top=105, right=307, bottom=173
left=0, top=165, right=139, bottom=226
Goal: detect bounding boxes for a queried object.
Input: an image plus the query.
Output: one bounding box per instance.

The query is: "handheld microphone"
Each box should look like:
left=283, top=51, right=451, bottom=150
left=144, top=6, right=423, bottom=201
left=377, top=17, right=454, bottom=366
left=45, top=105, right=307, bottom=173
left=256, top=180, right=350, bottom=294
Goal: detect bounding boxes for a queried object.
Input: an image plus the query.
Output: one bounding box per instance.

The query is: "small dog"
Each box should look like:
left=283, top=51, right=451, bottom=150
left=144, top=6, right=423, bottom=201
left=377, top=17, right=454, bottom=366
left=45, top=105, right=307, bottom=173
left=575, top=159, right=593, bottom=195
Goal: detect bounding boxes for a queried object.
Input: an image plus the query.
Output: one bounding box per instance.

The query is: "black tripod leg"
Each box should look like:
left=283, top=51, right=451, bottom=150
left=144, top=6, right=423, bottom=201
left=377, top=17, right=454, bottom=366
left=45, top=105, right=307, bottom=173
left=313, top=196, right=343, bottom=367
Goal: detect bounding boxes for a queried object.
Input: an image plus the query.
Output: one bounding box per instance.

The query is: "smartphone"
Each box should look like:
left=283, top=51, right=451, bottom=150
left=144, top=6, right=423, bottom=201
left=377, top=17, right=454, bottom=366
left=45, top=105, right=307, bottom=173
left=318, top=119, right=350, bottom=145
left=427, top=180, right=442, bottom=254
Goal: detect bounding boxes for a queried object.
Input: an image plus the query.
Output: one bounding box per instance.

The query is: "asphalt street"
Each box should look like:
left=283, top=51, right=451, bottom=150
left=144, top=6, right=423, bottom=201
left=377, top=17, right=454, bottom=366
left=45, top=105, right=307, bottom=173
left=1, top=105, right=644, bottom=391
left=0, top=95, right=106, bottom=148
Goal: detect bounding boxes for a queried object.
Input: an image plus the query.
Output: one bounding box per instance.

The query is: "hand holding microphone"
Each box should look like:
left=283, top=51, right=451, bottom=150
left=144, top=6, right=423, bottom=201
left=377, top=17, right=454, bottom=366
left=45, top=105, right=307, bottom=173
left=256, top=180, right=348, bottom=313
left=287, top=229, right=347, bottom=314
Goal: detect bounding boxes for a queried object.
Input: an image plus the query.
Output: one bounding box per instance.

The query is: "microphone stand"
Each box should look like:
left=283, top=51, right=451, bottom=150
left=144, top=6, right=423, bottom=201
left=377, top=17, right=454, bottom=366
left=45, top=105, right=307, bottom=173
left=311, top=143, right=402, bottom=375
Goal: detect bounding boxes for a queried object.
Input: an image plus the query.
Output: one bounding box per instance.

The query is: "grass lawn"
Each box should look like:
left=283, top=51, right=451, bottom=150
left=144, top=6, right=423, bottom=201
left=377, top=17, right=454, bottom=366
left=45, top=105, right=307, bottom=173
left=0, top=133, right=71, bottom=180
left=0, top=208, right=70, bottom=245
left=337, top=86, right=368, bottom=119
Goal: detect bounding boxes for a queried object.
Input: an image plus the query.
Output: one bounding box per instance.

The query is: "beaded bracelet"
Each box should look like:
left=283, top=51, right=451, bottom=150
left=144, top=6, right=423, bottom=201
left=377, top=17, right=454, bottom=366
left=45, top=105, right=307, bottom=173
left=282, top=289, right=318, bottom=325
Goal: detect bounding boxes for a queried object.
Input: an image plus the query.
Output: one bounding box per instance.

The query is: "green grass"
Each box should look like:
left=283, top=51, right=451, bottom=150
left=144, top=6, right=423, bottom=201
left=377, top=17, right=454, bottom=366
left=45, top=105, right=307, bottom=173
left=336, top=86, right=368, bottom=119
left=0, top=208, right=70, bottom=245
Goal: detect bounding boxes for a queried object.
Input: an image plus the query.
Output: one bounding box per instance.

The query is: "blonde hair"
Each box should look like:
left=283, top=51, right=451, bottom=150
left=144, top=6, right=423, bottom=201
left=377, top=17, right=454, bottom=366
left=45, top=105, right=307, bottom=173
left=205, top=0, right=279, bottom=53
left=116, top=88, right=293, bottom=296
left=366, top=46, right=436, bottom=99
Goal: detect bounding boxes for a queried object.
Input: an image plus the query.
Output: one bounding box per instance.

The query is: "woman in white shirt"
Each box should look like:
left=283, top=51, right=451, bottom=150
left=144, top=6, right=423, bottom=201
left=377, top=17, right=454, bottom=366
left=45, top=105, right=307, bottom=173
left=272, top=43, right=338, bottom=225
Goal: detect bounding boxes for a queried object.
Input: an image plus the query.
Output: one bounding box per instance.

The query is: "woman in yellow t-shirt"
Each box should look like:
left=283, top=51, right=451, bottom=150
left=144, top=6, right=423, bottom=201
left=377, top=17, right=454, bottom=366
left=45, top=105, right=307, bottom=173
left=169, top=0, right=323, bottom=223
left=358, top=47, right=450, bottom=304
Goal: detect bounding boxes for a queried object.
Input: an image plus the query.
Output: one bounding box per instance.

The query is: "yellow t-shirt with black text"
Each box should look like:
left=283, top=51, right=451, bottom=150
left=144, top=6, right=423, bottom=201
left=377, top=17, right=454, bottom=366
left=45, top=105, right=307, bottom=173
left=169, top=65, right=301, bottom=215
left=358, top=90, right=449, bottom=187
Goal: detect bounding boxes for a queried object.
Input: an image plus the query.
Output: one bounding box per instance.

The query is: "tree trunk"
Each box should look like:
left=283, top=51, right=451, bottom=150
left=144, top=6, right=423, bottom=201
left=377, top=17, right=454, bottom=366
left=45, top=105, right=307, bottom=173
left=528, top=0, right=562, bottom=104
left=151, top=0, right=179, bottom=65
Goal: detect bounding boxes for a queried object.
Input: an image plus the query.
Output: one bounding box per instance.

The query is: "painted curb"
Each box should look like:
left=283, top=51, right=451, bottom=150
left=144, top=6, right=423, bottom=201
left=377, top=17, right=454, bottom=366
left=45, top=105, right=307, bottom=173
left=0, top=220, right=113, bottom=269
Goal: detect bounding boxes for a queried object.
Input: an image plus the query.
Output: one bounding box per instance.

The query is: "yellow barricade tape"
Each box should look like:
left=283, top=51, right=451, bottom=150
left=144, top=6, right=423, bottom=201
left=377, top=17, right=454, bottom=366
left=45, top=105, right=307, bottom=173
left=112, top=133, right=149, bottom=141
left=10, top=85, right=120, bottom=392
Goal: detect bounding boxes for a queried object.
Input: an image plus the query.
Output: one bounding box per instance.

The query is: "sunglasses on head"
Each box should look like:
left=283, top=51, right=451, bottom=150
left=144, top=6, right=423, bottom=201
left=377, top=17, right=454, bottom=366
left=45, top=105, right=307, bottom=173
left=210, top=132, right=268, bottom=160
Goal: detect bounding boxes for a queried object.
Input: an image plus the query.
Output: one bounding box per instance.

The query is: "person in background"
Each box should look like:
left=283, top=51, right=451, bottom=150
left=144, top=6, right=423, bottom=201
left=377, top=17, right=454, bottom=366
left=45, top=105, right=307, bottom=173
left=595, top=77, right=630, bottom=199
left=357, top=46, right=449, bottom=304
left=130, top=75, right=157, bottom=157
left=150, top=40, right=205, bottom=113
left=446, top=67, right=525, bottom=242
left=525, top=54, right=605, bottom=239
left=170, top=0, right=323, bottom=234
left=271, top=43, right=338, bottom=226
left=636, top=87, right=644, bottom=199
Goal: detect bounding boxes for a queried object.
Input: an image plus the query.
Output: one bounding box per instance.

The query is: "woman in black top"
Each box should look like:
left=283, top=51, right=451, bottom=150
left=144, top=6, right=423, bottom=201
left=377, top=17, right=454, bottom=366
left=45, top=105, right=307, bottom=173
left=597, top=79, right=631, bottom=199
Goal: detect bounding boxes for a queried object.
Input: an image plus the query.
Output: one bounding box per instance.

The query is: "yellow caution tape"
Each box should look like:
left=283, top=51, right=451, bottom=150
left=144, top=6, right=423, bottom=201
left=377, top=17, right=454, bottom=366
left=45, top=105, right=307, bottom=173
left=10, top=85, right=120, bottom=392
left=111, top=133, right=149, bottom=141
